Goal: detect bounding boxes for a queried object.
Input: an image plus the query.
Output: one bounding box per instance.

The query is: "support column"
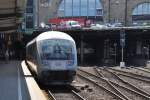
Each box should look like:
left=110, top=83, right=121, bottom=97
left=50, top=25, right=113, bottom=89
left=124, top=0, right=128, bottom=26
left=80, top=34, right=84, bottom=65
left=108, top=0, right=111, bottom=23
left=15, top=0, right=17, bottom=27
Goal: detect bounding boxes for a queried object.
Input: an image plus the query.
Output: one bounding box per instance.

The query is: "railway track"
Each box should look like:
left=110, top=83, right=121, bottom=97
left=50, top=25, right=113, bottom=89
left=78, top=68, right=150, bottom=100
left=36, top=66, right=150, bottom=100
left=99, top=68, right=150, bottom=97
left=47, top=86, right=85, bottom=100
left=134, top=67, right=150, bottom=75
left=77, top=73, right=125, bottom=100
left=108, top=67, right=150, bottom=83
left=106, top=67, right=150, bottom=95
left=78, top=69, right=129, bottom=100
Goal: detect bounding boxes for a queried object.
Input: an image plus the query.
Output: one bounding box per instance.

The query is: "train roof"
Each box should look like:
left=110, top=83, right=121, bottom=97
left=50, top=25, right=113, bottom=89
left=27, top=31, right=75, bottom=47
left=36, top=31, right=74, bottom=42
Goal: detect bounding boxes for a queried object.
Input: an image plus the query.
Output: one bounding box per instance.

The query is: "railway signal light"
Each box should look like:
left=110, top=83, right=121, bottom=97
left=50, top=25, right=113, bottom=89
left=120, top=29, right=126, bottom=67
left=120, top=29, right=126, bottom=48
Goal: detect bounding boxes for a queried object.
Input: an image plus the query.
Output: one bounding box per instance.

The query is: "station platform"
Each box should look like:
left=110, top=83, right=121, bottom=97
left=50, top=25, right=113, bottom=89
left=0, top=61, right=48, bottom=100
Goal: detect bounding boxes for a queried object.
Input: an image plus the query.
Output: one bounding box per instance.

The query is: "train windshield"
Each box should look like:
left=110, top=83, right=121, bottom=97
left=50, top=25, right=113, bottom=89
left=39, top=39, right=74, bottom=60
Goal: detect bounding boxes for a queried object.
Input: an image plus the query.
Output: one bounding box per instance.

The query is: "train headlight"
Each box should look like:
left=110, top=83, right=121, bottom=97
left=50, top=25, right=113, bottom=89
left=42, top=60, right=48, bottom=66
left=67, top=60, right=74, bottom=66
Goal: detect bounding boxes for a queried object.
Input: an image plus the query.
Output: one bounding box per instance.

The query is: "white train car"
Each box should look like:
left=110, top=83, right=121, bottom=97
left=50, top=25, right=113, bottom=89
left=26, top=31, right=77, bottom=85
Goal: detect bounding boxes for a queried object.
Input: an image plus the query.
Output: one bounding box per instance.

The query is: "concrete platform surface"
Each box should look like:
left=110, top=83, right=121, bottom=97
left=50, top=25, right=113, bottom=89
left=0, top=61, right=47, bottom=100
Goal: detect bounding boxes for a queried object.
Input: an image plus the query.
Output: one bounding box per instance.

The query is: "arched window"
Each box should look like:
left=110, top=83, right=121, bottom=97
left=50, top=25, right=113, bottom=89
left=57, top=0, right=103, bottom=17
left=132, top=3, right=150, bottom=25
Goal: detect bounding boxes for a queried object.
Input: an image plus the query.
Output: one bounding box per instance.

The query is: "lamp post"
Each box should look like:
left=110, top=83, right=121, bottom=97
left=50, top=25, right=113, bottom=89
left=148, top=45, right=149, bottom=60
left=120, top=29, right=126, bottom=67
left=125, top=0, right=128, bottom=26
left=37, top=0, right=40, bottom=28
left=108, top=0, right=110, bottom=23
left=115, top=1, right=119, bottom=23
left=114, top=43, right=117, bottom=65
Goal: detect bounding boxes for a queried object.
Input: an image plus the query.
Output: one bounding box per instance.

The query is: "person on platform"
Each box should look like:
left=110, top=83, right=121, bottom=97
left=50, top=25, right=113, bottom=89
left=5, top=49, right=9, bottom=63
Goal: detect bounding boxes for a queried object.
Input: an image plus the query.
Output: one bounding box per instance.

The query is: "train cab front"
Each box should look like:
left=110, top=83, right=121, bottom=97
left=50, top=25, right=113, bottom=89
left=40, top=70, right=76, bottom=85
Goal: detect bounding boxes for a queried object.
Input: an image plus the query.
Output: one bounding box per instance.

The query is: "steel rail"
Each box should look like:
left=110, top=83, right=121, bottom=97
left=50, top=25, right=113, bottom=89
left=78, top=69, right=131, bottom=99
left=104, top=68, right=150, bottom=97
left=117, top=72, right=150, bottom=83
left=48, top=88, right=85, bottom=100
left=108, top=67, right=150, bottom=80
left=71, top=90, right=86, bottom=100
left=79, top=68, right=150, bottom=99
left=134, top=67, right=150, bottom=74
left=48, top=90, right=57, bottom=100
left=77, top=73, right=126, bottom=100
left=95, top=68, right=150, bottom=99
left=109, top=79, right=150, bottom=99
left=93, top=67, right=104, bottom=77
left=78, top=69, right=131, bottom=100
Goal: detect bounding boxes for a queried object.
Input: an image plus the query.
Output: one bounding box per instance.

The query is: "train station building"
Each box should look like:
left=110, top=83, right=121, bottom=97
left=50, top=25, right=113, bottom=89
left=0, top=0, right=150, bottom=66
left=23, top=0, right=150, bottom=32
left=21, top=0, right=150, bottom=66
left=61, top=28, right=150, bottom=67
left=1, top=1, right=150, bottom=100
left=0, top=0, right=26, bottom=60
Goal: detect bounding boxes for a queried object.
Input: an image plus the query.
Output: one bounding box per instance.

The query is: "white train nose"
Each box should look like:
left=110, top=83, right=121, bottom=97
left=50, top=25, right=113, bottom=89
left=26, top=31, right=77, bottom=85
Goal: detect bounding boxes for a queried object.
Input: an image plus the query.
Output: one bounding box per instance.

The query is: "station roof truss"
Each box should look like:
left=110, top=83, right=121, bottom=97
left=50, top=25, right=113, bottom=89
left=60, top=26, right=150, bottom=34
left=31, top=26, right=150, bottom=39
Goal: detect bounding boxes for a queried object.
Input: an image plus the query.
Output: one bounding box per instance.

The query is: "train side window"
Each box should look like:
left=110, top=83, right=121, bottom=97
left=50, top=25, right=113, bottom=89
left=31, top=42, right=37, bottom=61
left=28, top=45, right=32, bottom=59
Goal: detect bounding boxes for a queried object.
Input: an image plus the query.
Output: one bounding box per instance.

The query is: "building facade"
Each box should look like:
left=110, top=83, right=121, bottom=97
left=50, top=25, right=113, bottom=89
left=47, top=0, right=150, bottom=25
left=23, top=0, right=150, bottom=33
left=22, top=0, right=150, bottom=66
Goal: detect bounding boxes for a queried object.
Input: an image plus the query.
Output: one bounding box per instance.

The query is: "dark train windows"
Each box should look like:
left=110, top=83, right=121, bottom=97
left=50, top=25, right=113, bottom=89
left=40, top=39, right=73, bottom=60
left=27, top=41, right=37, bottom=62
